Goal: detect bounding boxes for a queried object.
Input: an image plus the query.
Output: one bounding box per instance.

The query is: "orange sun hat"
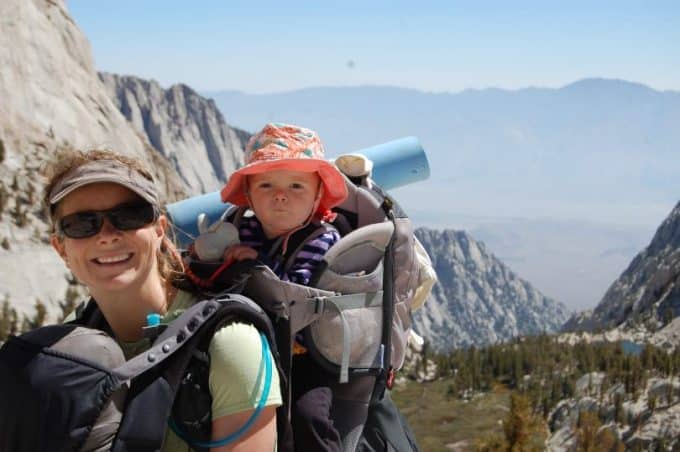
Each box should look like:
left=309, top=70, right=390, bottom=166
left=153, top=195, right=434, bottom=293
left=221, top=123, right=348, bottom=217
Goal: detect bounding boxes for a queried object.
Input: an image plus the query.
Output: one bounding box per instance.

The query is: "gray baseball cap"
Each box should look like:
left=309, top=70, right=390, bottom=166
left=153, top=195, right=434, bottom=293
left=48, top=159, right=161, bottom=207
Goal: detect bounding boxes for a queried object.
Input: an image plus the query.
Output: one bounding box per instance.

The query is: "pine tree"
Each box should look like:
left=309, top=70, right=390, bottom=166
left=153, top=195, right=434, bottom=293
left=24, top=299, right=47, bottom=331
left=0, top=297, right=12, bottom=342
left=648, top=393, right=657, bottom=412
left=614, top=392, right=624, bottom=425
left=58, top=285, right=81, bottom=322
left=503, top=392, right=530, bottom=450
left=0, top=183, right=7, bottom=218
left=575, top=410, right=601, bottom=452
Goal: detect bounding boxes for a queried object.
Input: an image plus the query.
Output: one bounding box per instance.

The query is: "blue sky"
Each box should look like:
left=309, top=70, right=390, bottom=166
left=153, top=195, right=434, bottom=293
left=68, top=0, right=680, bottom=94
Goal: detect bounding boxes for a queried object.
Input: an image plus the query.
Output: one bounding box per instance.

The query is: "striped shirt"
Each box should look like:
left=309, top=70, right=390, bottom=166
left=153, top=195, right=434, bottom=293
left=237, top=215, right=340, bottom=286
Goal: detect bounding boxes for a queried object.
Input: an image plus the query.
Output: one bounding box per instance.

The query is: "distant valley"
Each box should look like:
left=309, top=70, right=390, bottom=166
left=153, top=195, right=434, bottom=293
left=205, top=82, right=680, bottom=309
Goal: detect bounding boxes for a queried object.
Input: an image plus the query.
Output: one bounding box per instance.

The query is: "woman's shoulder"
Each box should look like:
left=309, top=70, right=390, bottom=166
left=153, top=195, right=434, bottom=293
left=208, top=321, right=263, bottom=358
left=207, top=320, right=282, bottom=418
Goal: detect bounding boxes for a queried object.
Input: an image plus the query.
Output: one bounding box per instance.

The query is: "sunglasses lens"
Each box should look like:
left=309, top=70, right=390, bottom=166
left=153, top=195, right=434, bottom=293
left=58, top=203, right=157, bottom=239
left=109, top=204, right=157, bottom=230
left=59, top=212, right=103, bottom=239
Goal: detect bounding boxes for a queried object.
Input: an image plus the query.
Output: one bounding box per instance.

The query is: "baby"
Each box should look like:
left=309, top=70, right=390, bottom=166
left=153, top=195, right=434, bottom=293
left=219, top=123, right=347, bottom=286
left=219, top=123, right=348, bottom=451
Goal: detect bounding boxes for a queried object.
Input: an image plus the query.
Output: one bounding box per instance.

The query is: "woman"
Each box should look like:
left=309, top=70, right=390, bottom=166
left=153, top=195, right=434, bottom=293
left=44, top=148, right=281, bottom=452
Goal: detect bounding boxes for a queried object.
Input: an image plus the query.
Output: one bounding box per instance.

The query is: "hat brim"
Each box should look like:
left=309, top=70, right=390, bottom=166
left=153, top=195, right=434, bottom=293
left=221, top=159, right=348, bottom=212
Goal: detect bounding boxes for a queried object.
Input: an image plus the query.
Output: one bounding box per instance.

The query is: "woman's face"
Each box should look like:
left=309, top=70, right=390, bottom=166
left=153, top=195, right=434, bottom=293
left=51, top=182, right=166, bottom=295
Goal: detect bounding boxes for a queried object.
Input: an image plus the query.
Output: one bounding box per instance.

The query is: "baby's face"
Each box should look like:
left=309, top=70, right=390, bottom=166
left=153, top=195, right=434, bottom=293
left=247, top=170, right=322, bottom=239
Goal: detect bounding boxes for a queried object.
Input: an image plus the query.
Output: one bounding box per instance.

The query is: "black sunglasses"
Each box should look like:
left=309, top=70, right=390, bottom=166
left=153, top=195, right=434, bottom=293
left=57, top=203, right=159, bottom=239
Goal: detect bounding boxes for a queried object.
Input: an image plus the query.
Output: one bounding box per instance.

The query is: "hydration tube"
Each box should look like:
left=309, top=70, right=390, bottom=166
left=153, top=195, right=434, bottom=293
left=168, top=332, right=273, bottom=448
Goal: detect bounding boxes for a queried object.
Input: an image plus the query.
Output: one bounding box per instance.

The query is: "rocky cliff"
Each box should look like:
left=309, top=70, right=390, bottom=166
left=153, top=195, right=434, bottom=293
left=564, top=201, right=680, bottom=332
left=99, top=73, right=246, bottom=194
left=0, top=0, right=182, bottom=193
left=412, top=228, right=571, bottom=351
left=0, top=0, right=243, bottom=317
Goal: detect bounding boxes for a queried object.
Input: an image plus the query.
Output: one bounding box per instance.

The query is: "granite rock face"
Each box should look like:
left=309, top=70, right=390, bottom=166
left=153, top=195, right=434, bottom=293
left=412, top=228, right=570, bottom=352
left=0, top=0, right=245, bottom=317
left=100, top=73, right=246, bottom=194
left=547, top=372, right=680, bottom=450
left=564, top=201, right=680, bottom=332
left=0, top=0, right=181, bottom=191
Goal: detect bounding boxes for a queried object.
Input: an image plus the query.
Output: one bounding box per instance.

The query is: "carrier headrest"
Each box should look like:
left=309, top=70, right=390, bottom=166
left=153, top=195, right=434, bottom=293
left=322, top=221, right=395, bottom=275
left=335, top=174, right=386, bottom=229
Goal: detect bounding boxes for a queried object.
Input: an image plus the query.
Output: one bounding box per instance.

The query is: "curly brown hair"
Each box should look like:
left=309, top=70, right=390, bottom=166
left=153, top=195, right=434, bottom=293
left=44, top=148, right=185, bottom=286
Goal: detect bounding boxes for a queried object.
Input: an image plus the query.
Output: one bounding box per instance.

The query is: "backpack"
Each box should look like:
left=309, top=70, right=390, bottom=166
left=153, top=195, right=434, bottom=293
left=0, top=293, right=293, bottom=452
left=184, top=166, right=436, bottom=452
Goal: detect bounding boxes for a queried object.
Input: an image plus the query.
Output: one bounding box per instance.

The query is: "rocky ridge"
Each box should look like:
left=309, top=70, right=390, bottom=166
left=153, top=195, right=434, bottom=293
left=0, top=0, right=244, bottom=317
left=564, top=201, right=680, bottom=333
left=412, top=228, right=571, bottom=352
left=99, top=73, right=246, bottom=194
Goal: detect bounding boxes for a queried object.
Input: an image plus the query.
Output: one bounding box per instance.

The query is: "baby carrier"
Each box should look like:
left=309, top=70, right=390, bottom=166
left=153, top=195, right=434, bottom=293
left=0, top=293, right=293, bottom=452
left=185, top=162, right=437, bottom=452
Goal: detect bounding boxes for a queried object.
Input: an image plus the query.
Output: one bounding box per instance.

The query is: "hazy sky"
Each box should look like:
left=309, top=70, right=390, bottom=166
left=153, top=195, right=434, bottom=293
left=68, top=0, right=680, bottom=94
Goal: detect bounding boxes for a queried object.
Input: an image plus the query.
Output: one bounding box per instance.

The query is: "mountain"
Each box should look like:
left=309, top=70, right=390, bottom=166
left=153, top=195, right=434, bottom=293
left=205, top=82, right=680, bottom=218
left=99, top=73, right=246, bottom=194
left=0, top=0, right=243, bottom=317
left=563, top=201, right=680, bottom=332
left=0, top=0, right=182, bottom=194
left=412, top=228, right=570, bottom=351
left=204, top=81, right=680, bottom=311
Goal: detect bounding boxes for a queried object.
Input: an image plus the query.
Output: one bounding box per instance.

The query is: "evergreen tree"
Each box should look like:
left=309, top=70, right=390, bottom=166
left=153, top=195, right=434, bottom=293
left=648, top=393, right=656, bottom=412
left=23, top=299, right=47, bottom=331
left=0, top=297, right=11, bottom=342
left=0, top=182, right=7, bottom=217
left=575, top=410, right=601, bottom=452
left=503, top=392, right=530, bottom=450
left=614, top=392, right=624, bottom=425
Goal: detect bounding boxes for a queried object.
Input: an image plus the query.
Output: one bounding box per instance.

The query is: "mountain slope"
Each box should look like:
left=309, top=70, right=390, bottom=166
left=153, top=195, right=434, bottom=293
left=0, top=0, right=181, bottom=190
left=564, top=201, right=680, bottom=332
left=413, top=228, right=570, bottom=351
left=0, top=0, right=244, bottom=317
left=100, top=73, right=246, bottom=194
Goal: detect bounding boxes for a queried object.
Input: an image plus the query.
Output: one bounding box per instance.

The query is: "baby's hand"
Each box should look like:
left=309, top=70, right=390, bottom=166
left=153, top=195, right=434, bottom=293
left=223, top=245, right=258, bottom=262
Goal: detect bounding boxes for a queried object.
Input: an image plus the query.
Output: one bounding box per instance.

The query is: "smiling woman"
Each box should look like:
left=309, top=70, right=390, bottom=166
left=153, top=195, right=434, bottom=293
left=33, top=148, right=284, bottom=451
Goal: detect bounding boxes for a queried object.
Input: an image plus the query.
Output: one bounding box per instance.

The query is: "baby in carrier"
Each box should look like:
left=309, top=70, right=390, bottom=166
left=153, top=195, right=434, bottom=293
left=192, top=123, right=348, bottom=451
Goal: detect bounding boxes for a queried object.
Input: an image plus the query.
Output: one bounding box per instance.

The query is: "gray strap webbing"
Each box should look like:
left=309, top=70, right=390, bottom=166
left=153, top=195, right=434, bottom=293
left=290, top=292, right=383, bottom=383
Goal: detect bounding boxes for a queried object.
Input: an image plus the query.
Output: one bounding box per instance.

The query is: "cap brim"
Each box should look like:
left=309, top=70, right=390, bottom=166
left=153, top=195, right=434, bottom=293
left=48, top=159, right=160, bottom=207
left=50, top=175, right=159, bottom=206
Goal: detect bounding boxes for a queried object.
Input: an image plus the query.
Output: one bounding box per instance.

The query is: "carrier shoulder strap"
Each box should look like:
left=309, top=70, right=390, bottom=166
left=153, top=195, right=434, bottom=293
left=363, top=183, right=399, bottom=403
left=73, top=294, right=292, bottom=451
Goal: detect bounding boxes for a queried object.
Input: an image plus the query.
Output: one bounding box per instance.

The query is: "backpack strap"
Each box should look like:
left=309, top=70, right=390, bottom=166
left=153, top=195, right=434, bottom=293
left=115, top=294, right=288, bottom=451
left=363, top=185, right=399, bottom=403
left=72, top=294, right=289, bottom=451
